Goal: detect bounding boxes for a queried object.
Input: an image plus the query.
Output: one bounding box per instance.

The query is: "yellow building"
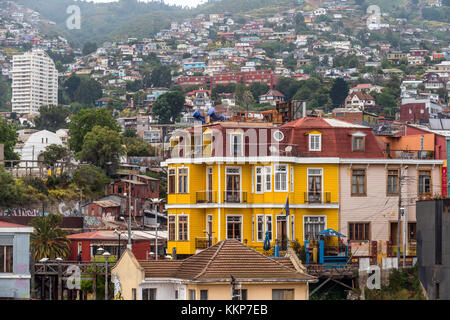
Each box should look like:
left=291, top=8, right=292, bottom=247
left=111, top=240, right=317, bottom=300
left=162, top=120, right=341, bottom=257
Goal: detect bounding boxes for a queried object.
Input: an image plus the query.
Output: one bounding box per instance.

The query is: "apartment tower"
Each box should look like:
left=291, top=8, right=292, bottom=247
left=11, top=50, right=58, bottom=115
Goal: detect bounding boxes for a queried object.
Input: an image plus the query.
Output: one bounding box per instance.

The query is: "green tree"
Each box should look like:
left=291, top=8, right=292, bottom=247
left=250, top=82, right=270, bottom=101
left=68, top=107, right=120, bottom=153
left=73, top=165, right=111, bottom=199
left=34, top=105, right=70, bottom=132
left=0, top=78, right=11, bottom=112
left=41, top=144, right=70, bottom=176
left=330, top=77, right=349, bottom=107
left=0, top=117, right=20, bottom=162
left=124, top=136, right=156, bottom=157
left=152, top=91, right=185, bottom=124
left=29, top=214, right=70, bottom=261
left=147, top=65, right=172, bottom=88
left=76, top=126, right=126, bottom=175
left=0, top=166, right=26, bottom=206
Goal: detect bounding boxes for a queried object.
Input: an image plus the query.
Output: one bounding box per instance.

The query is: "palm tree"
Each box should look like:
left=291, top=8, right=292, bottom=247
left=30, top=214, right=70, bottom=261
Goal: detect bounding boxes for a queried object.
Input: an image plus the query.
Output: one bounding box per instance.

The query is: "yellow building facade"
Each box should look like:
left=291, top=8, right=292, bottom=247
left=163, top=123, right=340, bottom=256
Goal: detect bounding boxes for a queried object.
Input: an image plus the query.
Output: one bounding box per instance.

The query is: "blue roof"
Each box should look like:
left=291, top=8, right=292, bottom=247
left=318, top=228, right=346, bottom=237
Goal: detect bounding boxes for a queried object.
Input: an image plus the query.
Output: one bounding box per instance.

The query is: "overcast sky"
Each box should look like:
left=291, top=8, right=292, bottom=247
left=79, top=0, right=208, bottom=8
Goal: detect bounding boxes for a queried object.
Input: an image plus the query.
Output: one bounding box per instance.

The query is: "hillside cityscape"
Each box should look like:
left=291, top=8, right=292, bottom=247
left=0, top=0, right=450, bottom=303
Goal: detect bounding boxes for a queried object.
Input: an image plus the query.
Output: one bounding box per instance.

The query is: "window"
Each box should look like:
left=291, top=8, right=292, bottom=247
left=175, top=290, right=179, bottom=300
left=225, top=167, right=241, bottom=202
left=238, top=289, right=248, bottom=300
left=307, top=168, right=322, bottom=202
left=274, top=164, right=288, bottom=192
left=418, top=170, right=431, bottom=195
left=168, top=169, right=176, bottom=194
left=257, top=215, right=264, bottom=242
left=207, top=215, right=213, bottom=242
left=227, top=216, right=242, bottom=241
left=189, top=289, right=196, bottom=300
left=0, top=245, right=13, bottom=273
left=178, top=215, right=189, bottom=241
left=352, top=169, right=366, bottom=196
left=304, top=216, right=326, bottom=241
left=352, top=136, right=365, bottom=151
left=272, top=289, right=294, bottom=300
left=273, top=130, right=284, bottom=141
left=348, top=223, right=370, bottom=241
left=408, top=222, right=417, bottom=240
left=178, top=168, right=188, bottom=193
left=309, top=134, right=321, bottom=151
left=142, top=288, right=157, bottom=300
left=265, top=216, right=273, bottom=241
left=132, top=288, right=137, bottom=300
left=200, top=290, right=208, bottom=300
left=231, top=133, right=243, bottom=157
left=265, top=166, right=272, bottom=192
left=168, top=216, right=176, bottom=241
left=255, top=167, right=263, bottom=193
left=387, top=169, right=399, bottom=195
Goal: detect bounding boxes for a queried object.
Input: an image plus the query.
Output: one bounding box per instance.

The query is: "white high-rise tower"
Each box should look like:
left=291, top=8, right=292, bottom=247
left=11, top=50, right=58, bottom=115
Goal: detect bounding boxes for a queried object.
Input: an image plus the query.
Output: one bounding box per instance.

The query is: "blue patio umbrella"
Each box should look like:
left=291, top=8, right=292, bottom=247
left=317, top=228, right=346, bottom=238
left=263, top=231, right=271, bottom=251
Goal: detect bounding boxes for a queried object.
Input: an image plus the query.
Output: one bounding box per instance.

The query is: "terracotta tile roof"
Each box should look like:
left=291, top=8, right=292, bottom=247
left=138, top=239, right=315, bottom=282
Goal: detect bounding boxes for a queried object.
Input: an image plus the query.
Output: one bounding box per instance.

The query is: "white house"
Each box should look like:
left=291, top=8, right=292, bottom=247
left=17, top=130, right=63, bottom=166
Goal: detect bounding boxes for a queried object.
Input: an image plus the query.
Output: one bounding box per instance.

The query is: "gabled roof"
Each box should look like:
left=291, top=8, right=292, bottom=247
left=138, top=239, right=315, bottom=282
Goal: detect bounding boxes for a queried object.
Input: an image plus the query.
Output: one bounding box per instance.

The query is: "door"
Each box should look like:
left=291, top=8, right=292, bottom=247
left=207, top=167, right=213, bottom=202
left=308, top=174, right=322, bottom=203
left=277, top=216, right=288, bottom=250
left=226, top=171, right=240, bottom=202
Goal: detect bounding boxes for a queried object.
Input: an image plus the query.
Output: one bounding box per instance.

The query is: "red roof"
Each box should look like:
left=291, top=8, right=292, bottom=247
left=0, top=221, right=30, bottom=228
left=280, top=117, right=385, bottom=158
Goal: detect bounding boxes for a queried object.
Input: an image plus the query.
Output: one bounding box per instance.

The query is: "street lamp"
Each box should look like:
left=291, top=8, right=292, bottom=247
left=123, top=183, right=132, bottom=250
left=103, top=251, right=111, bottom=300
left=114, top=229, right=124, bottom=259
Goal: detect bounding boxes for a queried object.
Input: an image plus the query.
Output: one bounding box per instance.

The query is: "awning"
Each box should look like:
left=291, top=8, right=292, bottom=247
left=318, top=228, right=346, bottom=237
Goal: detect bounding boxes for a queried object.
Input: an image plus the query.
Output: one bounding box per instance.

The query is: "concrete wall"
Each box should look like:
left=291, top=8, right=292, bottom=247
left=0, top=232, right=31, bottom=299
left=417, top=199, right=450, bottom=299
left=110, top=250, right=144, bottom=300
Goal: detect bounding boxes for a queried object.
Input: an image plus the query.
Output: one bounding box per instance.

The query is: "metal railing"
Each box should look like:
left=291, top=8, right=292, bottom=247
left=386, top=150, right=434, bottom=160
left=223, top=191, right=248, bottom=203
left=304, top=191, right=332, bottom=204
left=196, top=191, right=218, bottom=203
left=195, top=237, right=217, bottom=249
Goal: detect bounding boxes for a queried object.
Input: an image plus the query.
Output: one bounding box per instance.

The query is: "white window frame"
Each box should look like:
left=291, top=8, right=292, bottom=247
left=264, top=166, right=272, bottom=192
left=275, top=215, right=290, bottom=242
left=177, top=167, right=189, bottom=194
left=307, top=168, right=323, bottom=203
left=309, top=134, right=322, bottom=152
left=177, top=214, right=189, bottom=241
left=265, top=215, right=273, bottom=242
left=168, top=214, right=176, bottom=242
left=206, top=214, right=213, bottom=240
left=226, top=214, right=243, bottom=242
left=303, top=215, right=326, bottom=241
left=256, top=214, right=265, bottom=242
left=274, top=164, right=288, bottom=192
left=255, top=166, right=264, bottom=194
left=225, top=166, right=242, bottom=200
left=230, top=132, right=244, bottom=157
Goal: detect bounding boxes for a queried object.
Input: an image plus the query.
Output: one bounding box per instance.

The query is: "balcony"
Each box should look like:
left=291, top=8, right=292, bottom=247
left=304, top=191, right=332, bottom=204
left=223, top=191, right=248, bottom=203
left=195, top=237, right=217, bottom=250
left=386, top=150, right=434, bottom=160
left=196, top=190, right=218, bottom=203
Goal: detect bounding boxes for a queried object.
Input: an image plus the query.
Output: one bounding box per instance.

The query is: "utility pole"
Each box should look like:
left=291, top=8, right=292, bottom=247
left=127, top=181, right=132, bottom=250
left=397, top=167, right=402, bottom=267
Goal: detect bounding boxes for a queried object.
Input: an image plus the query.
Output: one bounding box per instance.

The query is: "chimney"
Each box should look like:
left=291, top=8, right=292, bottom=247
left=303, top=101, right=306, bottom=118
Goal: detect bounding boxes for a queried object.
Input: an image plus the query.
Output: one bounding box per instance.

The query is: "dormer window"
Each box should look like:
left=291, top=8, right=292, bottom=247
left=230, top=132, right=243, bottom=157
left=309, top=134, right=321, bottom=152
left=351, top=131, right=366, bottom=152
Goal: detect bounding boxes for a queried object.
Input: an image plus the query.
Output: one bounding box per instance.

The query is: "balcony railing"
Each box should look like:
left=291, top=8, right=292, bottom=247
left=304, top=191, right=332, bottom=204
left=195, top=237, right=217, bottom=249
left=196, top=190, right=218, bottom=203
left=223, top=191, right=248, bottom=203
left=386, top=150, right=434, bottom=160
